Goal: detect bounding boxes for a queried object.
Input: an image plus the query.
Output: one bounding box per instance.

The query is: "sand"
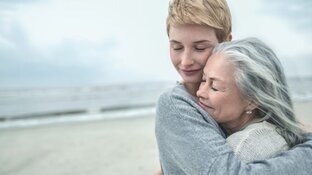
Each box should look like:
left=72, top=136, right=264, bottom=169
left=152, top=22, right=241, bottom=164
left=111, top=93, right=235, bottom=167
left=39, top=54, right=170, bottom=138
left=0, top=116, right=159, bottom=175
left=0, top=101, right=311, bottom=175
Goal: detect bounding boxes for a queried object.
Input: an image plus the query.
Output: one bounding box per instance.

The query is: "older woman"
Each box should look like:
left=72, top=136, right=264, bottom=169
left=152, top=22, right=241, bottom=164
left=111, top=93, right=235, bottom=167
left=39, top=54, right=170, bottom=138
left=197, top=38, right=305, bottom=162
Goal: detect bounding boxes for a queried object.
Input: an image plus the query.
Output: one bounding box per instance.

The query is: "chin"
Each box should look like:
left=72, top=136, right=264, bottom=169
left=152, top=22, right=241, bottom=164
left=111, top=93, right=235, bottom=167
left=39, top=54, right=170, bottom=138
left=180, top=75, right=201, bottom=84
left=183, top=79, right=201, bottom=84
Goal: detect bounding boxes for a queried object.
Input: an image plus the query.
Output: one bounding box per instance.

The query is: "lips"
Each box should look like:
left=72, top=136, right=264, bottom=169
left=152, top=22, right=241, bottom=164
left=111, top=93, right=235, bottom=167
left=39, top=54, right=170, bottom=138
left=180, top=69, right=201, bottom=76
left=198, top=101, right=214, bottom=113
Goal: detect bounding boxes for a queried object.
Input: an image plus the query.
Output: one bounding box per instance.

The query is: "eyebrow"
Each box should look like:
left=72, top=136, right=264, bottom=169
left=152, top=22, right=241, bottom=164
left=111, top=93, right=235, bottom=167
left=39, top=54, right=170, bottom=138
left=203, top=72, right=223, bottom=82
left=194, top=40, right=213, bottom=44
left=169, top=39, right=213, bottom=44
left=169, top=40, right=180, bottom=44
left=210, top=77, right=223, bottom=82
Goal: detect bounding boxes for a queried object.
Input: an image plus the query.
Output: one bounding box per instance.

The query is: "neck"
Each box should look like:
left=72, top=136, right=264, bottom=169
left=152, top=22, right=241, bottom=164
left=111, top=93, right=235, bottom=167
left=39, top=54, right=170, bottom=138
left=223, top=113, right=258, bottom=135
left=183, top=82, right=200, bottom=97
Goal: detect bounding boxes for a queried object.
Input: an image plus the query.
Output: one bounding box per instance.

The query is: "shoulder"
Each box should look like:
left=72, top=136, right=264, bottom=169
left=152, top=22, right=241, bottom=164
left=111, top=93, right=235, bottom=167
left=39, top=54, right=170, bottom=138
left=156, top=83, right=200, bottom=115
left=156, top=83, right=224, bottom=134
left=226, top=121, right=289, bottom=162
left=157, top=83, right=194, bottom=105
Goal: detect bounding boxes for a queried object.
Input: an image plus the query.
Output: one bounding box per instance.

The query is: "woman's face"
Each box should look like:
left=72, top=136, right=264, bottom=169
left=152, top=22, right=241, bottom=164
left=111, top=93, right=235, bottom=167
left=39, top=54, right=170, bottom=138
left=169, top=24, right=219, bottom=83
left=196, top=53, right=251, bottom=132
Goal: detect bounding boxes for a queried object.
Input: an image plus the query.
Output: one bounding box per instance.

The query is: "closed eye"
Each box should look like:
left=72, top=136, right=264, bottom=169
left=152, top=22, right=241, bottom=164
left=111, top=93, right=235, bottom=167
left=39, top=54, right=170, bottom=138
left=173, top=47, right=183, bottom=50
left=211, top=86, right=218, bottom=91
left=194, top=44, right=213, bottom=52
left=194, top=47, right=206, bottom=51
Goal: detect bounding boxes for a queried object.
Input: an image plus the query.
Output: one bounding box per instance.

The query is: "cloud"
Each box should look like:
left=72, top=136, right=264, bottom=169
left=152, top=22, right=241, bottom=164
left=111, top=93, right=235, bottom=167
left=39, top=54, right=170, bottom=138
left=0, top=0, right=43, bottom=11
left=0, top=17, right=120, bottom=87
left=0, top=0, right=42, bottom=5
left=261, top=0, right=312, bottom=35
left=257, top=0, right=312, bottom=77
left=0, top=38, right=120, bottom=87
left=0, top=0, right=176, bottom=88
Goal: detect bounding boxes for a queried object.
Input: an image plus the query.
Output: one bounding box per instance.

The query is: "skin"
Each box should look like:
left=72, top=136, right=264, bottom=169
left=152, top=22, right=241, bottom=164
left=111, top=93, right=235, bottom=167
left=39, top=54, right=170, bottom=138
left=169, top=24, right=219, bottom=96
left=196, top=53, right=257, bottom=134
left=155, top=24, right=231, bottom=175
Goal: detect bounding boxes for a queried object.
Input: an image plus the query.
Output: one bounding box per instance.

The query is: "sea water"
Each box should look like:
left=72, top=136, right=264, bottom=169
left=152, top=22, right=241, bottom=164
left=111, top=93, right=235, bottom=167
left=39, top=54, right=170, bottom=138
left=0, top=78, right=311, bottom=128
left=0, top=81, right=175, bottom=128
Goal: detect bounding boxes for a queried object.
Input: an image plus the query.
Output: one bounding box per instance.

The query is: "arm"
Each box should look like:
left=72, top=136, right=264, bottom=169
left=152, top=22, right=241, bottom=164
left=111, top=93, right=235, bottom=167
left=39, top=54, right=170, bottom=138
left=155, top=86, right=229, bottom=174
left=155, top=85, right=312, bottom=175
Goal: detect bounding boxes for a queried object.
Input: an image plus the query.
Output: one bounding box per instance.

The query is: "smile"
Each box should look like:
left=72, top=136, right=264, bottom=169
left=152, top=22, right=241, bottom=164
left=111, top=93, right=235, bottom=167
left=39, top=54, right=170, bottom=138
left=181, top=69, right=200, bottom=76
left=198, top=101, right=214, bottom=112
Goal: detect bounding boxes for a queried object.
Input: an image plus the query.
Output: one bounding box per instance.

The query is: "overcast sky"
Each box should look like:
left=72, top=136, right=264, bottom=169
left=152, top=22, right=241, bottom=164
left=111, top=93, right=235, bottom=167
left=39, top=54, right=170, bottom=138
left=0, top=0, right=311, bottom=88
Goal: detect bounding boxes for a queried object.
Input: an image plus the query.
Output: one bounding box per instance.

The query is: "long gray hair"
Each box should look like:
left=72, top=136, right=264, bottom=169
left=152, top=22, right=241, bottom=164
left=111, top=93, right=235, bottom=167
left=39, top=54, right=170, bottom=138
left=213, top=38, right=305, bottom=147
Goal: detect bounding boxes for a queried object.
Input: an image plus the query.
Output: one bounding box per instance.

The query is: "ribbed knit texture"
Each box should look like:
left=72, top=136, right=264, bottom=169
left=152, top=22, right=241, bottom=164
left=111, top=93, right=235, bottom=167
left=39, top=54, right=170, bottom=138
left=227, top=121, right=289, bottom=162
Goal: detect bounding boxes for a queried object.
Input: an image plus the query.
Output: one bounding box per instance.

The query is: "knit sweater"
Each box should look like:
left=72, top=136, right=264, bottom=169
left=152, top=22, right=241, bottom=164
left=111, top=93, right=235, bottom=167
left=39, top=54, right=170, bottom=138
left=155, top=84, right=312, bottom=175
left=227, top=121, right=289, bottom=162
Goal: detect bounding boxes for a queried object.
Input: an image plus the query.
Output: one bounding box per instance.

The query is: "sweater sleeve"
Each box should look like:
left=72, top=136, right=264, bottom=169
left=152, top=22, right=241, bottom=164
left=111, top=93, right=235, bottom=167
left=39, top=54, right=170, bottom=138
left=155, top=85, right=312, bottom=175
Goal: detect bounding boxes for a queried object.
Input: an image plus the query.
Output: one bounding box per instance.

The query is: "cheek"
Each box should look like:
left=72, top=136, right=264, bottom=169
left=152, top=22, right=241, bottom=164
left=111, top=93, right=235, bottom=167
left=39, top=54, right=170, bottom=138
left=213, top=95, right=230, bottom=114
left=197, top=50, right=213, bottom=65
left=198, top=55, right=209, bottom=65
left=205, top=49, right=214, bottom=60
left=170, top=51, right=180, bottom=66
left=219, top=95, right=245, bottom=119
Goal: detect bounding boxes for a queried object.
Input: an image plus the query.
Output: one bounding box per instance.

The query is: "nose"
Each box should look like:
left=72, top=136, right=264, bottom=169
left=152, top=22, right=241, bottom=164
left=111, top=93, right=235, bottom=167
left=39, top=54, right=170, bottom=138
left=196, top=83, right=208, bottom=99
left=180, top=50, right=194, bottom=67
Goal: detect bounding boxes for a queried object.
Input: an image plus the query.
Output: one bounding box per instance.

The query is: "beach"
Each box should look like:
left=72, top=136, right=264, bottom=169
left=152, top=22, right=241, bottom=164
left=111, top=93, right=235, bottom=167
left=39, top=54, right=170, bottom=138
left=0, top=116, right=159, bottom=175
left=0, top=101, right=311, bottom=175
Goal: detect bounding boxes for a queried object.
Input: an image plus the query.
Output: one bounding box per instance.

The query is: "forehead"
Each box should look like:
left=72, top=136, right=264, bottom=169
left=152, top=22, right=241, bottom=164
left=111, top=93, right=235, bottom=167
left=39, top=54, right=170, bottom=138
left=204, top=53, right=235, bottom=81
left=169, top=24, right=218, bottom=42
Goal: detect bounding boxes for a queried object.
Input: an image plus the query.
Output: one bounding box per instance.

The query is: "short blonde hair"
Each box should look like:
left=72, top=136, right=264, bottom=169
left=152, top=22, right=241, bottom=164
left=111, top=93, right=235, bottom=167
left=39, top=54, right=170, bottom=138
left=167, top=0, right=232, bottom=42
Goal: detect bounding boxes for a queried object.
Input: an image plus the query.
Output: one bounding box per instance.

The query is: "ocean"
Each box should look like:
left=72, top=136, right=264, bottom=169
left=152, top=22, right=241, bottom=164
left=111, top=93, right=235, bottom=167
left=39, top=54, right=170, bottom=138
left=0, top=81, right=175, bottom=128
left=0, top=78, right=311, bottom=128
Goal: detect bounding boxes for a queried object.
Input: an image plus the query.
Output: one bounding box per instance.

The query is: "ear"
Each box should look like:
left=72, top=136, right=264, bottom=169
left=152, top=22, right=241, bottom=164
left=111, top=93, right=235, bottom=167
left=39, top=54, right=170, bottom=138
left=226, top=33, right=232, bottom=41
left=246, top=101, right=257, bottom=111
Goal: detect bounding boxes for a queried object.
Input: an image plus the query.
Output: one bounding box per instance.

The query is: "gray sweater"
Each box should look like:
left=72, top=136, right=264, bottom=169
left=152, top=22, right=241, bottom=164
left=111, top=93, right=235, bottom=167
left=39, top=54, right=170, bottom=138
left=155, top=84, right=312, bottom=175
